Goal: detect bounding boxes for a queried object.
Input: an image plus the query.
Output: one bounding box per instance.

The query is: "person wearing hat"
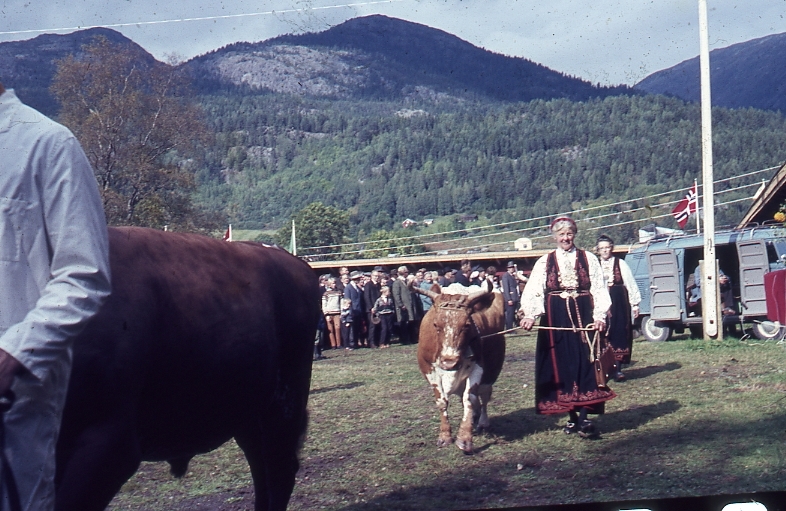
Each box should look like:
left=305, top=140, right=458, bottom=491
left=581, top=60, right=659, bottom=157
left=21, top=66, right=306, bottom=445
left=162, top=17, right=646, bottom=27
left=392, top=266, right=419, bottom=345
left=501, top=261, right=521, bottom=330
left=343, top=270, right=365, bottom=349
left=468, top=265, right=484, bottom=286
left=363, top=269, right=382, bottom=348
left=519, top=216, right=615, bottom=439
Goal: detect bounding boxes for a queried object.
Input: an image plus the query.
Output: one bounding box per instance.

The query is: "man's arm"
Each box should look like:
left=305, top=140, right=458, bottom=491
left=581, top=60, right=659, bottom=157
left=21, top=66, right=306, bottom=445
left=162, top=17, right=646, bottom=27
left=0, top=132, right=111, bottom=384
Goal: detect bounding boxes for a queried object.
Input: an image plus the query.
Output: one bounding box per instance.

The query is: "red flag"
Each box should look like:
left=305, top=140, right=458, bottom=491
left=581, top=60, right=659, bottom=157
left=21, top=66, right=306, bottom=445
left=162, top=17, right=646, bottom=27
left=671, top=184, right=698, bottom=228
left=222, top=224, right=232, bottom=242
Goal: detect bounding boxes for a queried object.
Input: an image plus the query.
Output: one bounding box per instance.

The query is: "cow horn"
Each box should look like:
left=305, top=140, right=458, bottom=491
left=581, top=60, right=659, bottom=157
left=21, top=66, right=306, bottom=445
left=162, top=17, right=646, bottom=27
left=411, top=281, right=441, bottom=302
left=466, top=279, right=493, bottom=303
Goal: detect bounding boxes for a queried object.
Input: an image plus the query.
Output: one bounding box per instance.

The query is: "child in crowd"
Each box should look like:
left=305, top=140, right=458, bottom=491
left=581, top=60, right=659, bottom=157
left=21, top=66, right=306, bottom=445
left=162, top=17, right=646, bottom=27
left=373, top=286, right=395, bottom=348
left=340, top=297, right=355, bottom=350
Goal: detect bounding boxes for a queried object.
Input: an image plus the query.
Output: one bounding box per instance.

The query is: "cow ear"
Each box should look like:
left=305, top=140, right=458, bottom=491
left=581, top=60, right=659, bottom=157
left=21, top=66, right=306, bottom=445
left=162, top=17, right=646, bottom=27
left=471, top=292, right=495, bottom=312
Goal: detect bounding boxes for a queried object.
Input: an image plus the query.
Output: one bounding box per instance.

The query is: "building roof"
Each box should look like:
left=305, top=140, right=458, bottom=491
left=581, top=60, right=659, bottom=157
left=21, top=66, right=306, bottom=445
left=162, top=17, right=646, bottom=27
left=737, top=162, right=786, bottom=227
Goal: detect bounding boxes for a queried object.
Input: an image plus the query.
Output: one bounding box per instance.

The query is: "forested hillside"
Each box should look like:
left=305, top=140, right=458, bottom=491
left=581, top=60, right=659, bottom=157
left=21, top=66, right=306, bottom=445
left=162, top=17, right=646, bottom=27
left=196, top=91, right=786, bottom=241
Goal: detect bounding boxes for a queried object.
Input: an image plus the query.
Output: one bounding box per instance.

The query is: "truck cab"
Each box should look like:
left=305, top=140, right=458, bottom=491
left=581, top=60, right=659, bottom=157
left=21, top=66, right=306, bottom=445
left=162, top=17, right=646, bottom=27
left=624, top=225, right=786, bottom=341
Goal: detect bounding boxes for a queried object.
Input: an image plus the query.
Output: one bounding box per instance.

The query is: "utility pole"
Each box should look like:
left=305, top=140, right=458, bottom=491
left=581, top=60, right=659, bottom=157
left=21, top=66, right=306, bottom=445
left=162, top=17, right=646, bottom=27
left=698, top=0, right=721, bottom=339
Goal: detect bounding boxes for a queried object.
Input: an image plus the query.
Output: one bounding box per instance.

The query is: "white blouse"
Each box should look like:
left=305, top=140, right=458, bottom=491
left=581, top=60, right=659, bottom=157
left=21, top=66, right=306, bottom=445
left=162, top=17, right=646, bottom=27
left=600, top=256, right=642, bottom=307
left=520, top=247, right=611, bottom=323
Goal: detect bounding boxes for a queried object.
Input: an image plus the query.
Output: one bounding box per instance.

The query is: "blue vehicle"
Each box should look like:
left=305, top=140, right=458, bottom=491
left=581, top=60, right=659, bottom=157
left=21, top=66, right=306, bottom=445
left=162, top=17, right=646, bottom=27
left=624, top=225, right=786, bottom=341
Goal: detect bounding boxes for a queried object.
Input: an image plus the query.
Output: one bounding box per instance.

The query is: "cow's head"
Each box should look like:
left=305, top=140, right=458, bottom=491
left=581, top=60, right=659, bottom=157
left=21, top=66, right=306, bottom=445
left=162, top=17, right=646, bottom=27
left=414, top=280, right=495, bottom=371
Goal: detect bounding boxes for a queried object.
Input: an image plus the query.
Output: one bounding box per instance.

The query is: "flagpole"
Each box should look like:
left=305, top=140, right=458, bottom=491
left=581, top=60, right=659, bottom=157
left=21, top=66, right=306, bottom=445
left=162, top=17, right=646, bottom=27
left=698, top=0, right=720, bottom=339
left=695, top=178, right=701, bottom=235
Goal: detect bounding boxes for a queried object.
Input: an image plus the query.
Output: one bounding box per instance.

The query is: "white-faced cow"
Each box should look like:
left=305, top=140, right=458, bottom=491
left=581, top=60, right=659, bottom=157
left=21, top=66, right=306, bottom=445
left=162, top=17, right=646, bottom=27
left=54, top=227, right=320, bottom=511
left=413, top=280, right=505, bottom=453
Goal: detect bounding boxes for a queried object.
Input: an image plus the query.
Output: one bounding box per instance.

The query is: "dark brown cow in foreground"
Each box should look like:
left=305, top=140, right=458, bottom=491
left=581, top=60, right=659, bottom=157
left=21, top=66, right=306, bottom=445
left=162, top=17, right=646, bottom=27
left=413, top=280, right=505, bottom=453
left=54, top=227, right=320, bottom=511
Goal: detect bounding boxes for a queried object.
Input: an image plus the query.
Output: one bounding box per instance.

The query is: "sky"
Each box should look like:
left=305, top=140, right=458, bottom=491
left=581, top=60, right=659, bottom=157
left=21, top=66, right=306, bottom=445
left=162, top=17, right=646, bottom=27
left=1, top=0, right=785, bottom=86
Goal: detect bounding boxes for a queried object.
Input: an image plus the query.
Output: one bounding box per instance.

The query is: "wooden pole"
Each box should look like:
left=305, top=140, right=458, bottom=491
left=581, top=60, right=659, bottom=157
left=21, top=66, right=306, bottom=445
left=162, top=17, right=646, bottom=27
left=698, top=0, right=721, bottom=339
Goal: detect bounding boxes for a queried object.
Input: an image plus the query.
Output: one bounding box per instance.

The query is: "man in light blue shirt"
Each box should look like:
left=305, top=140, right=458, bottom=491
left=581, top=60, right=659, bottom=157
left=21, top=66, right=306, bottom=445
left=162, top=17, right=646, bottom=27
left=0, top=83, right=111, bottom=510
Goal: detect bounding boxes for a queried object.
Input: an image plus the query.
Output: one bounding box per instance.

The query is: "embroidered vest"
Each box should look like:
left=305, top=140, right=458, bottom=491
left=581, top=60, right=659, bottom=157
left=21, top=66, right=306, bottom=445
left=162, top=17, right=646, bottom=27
left=611, top=257, right=624, bottom=286
left=545, top=250, right=591, bottom=292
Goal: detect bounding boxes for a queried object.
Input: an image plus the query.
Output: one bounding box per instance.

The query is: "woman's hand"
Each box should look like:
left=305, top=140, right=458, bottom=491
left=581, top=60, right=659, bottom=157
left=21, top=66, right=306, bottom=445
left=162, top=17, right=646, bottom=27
left=593, top=319, right=606, bottom=332
left=520, top=317, right=535, bottom=331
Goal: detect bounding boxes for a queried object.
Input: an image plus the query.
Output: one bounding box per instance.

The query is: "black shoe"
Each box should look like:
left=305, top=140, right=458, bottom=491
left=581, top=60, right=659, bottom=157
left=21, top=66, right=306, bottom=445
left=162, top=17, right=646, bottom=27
left=578, top=420, right=598, bottom=439
left=563, top=421, right=578, bottom=434
left=614, top=371, right=626, bottom=382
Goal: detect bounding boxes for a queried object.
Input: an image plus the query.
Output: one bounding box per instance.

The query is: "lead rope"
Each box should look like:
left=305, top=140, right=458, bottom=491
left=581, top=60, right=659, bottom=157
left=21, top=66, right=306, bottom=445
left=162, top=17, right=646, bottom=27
left=567, top=294, right=597, bottom=363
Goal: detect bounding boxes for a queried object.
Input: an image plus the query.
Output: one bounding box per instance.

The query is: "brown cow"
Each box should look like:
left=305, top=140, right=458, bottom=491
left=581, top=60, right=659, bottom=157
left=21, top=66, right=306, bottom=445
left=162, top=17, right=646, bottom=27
left=54, top=227, right=320, bottom=511
left=413, top=280, right=505, bottom=453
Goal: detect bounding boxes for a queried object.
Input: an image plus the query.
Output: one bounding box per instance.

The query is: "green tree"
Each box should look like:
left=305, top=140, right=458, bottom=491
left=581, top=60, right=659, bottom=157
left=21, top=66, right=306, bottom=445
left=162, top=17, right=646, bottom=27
left=277, top=202, right=350, bottom=258
left=50, top=38, right=214, bottom=231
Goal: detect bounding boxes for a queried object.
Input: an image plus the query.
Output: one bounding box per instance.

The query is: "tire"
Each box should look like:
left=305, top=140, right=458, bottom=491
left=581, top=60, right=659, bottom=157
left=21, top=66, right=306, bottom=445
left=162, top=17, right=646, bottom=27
left=751, top=320, right=785, bottom=340
left=641, top=315, right=671, bottom=342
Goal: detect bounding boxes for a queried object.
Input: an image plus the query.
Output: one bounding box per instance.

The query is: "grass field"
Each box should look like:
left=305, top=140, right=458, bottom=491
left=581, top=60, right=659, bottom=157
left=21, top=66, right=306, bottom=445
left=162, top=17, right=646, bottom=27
left=108, top=329, right=786, bottom=510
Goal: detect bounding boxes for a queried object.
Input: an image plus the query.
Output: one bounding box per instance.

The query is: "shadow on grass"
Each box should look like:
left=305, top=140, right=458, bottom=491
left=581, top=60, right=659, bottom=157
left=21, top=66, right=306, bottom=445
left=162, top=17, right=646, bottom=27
left=623, top=361, right=682, bottom=381
left=329, top=410, right=786, bottom=511
left=310, top=382, right=364, bottom=395
left=487, top=399, right=682, bottom=442
left=601, top=399, right=682, bottom=434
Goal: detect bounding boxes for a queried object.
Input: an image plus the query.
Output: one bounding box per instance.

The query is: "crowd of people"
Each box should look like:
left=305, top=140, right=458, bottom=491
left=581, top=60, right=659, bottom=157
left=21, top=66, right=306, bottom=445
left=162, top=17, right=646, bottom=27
left=319, top=218, right=642, bottom=440
left=317, top=260, right=528, bottom=357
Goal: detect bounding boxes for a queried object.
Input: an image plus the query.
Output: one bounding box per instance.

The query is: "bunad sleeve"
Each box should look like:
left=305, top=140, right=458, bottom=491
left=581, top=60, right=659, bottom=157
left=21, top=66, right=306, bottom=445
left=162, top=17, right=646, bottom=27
left=618, top=258, right=641, bottom=306
left=586, top=252, right=612, bottom=323
left=519, top=255, right=548, bottom=320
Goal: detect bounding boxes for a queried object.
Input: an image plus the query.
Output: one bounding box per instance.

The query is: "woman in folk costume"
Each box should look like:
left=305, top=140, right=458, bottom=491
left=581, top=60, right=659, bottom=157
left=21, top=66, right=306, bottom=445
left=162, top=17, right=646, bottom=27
left=596, top=234, right=641, bottom=381
left=519, top=217, right=615, bottom=438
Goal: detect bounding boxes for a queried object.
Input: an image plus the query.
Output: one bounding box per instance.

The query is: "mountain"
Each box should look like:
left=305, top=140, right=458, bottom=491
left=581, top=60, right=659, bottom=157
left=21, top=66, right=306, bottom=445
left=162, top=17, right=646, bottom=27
left=634, top=32, right=786, bottom=113
left=185, top=15, right=634, bottom=102
left=0, top=27, right=158, bottom=115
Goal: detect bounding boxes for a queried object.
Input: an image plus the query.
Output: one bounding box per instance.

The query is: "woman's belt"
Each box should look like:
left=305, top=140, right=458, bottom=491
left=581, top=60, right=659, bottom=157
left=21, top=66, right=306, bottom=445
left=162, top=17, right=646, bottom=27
left=548, top=290, right=590, bottom=299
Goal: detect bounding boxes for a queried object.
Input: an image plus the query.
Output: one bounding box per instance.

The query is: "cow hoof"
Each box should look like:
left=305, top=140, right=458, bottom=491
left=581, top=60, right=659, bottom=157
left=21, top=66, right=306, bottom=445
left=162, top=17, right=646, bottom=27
left=437, top=436, right=453, bottom=448
left=455, top=439, right=473, bottom=454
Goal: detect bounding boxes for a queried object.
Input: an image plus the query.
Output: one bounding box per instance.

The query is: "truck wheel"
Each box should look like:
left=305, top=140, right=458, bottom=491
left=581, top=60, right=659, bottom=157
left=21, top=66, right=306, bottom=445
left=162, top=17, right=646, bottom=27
left=641, top=315, right=671, bottom=342
left=751, top=321, right=785, bottom=340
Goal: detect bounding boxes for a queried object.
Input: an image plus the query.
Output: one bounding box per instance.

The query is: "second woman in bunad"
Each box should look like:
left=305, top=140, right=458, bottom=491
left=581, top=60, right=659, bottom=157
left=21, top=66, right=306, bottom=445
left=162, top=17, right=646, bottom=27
left=596, top=234, right=641, bottom=381
left=519, top=217, right=616, bottom=438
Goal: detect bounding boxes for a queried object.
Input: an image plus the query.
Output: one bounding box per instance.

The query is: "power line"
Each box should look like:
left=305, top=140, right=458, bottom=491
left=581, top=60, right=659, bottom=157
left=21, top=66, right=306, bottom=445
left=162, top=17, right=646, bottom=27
left=302, top=167, right=776, bottom=253
left=0, top=0, right=406, bottom=36
left=306, top=179, right=762, bottom=257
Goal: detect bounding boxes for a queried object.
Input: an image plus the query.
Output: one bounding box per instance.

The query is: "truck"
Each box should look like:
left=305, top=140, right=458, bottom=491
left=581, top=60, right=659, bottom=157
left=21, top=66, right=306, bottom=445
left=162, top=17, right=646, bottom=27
left=624, top=225, right=786, bottom=341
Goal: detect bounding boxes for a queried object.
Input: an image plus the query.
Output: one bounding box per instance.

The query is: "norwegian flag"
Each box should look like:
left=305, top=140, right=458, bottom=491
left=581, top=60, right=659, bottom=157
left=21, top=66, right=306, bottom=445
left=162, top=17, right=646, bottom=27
left=671, top=184, right=698, bottom=228
left=222, top=224, right=232, bottom=242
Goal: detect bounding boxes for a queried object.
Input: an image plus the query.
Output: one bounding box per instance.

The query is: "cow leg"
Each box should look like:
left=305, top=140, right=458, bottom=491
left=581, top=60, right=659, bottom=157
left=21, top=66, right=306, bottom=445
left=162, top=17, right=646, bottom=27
left=235, top=418, right=303, bottom=511
left=455, top=381, right=476, bottom=453
left=55, top=421, right=141, bottom=511
left=431, top=384, right=453, bottom=447
left=475, top=383, right=493, bottom=433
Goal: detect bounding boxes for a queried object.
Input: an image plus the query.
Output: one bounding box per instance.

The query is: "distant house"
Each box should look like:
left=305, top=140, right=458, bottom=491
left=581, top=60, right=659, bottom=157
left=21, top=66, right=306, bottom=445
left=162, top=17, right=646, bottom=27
left=401, top=218, right=418, bottom=228
left=458, top=214, right=478, bottom=223
left=423, top=218, right=434, bottom=226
